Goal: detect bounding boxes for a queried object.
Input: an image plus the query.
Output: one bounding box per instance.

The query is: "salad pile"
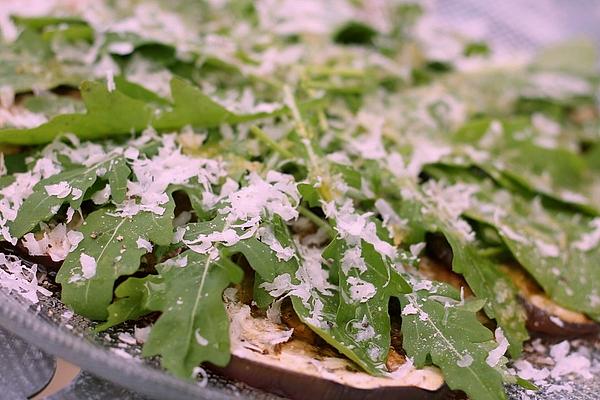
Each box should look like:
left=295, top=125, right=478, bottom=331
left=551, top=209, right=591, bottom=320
left=0, top=1, right=599, bottom=399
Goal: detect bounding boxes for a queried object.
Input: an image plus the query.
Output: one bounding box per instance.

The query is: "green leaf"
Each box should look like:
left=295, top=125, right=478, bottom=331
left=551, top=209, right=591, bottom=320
left=450, top=118, right=599, bottom=214
left=113, top=76, right=171, bottom=106
left=22, top=92, right=84, bottom=117
left=10, top=152, right=131, bottom=238
left=465, top=180, right=600, bottom=320
left=392, top=184, right=528, bottom=355
left=95, top=274, right=165, bottom=332
left=252, top=273, right=275, bottom=309
left=399, top=287, right=506, bottom=400
left=445, top=234, right=529, bottom=357
left=0, top=80, right=153, bottom=145
left=142, top=251, right=243, bottom=378
left=56, top=200, right=175, bottom=320
left=152, top=78, right=234, bottom=130
left=229, top=216, right=410, bottom=375
left=516, top=377, right=539, bottom=391
left=11, top=16, right=89, bottom=30
left=0, top=77, right=288, bottom=145
left=0, top=29, right=86, bottom=94
left=327, top=238, right=409, bottom=372
left=297, top=182, right=320, bottom=208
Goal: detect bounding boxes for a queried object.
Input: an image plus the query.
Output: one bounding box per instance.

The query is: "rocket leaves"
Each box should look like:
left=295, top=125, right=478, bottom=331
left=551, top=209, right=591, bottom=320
left=95, top=273, right=165, bottom=332
left=445, top=234, right=529, bottom=357
left=390, top=183, right=529, bottom=356
left=10, top=153, right=131, bottom=238
left=324, top=238, right=410, bottom=372
left=0, top=80, right=154, bottom=145
left=56, top=199, right=175, bottom=320
left=399, top=286, right=506, bottom=400
left=97, top=250, right=243, bottom=379
left=0, top=28, right=87, bottom=94
left=229, top=216, right=411, bottom=375
left=426, top=166, right=600, bottom=320
left=3, top=4, right=600, bottom=400
left=449, top=117, right=599, bottom=214
left=467, top=181, right=600, bottom=320
left=143, top=251, right=243, bottom=378
left=0, top=77, right=285, bottom=145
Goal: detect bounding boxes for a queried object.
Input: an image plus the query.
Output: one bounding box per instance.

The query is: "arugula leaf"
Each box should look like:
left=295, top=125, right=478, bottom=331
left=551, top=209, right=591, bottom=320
left=466, top=180, right=600, bottom=320
left=10, top=153, right=131, bottom=238
left=56, top=200, right=175, bottom=320
left=95, top=274, right=165, bottom=332
left=326, top=238, right=410, bottom=372
left=450, top=118, right=599, bottom=214
left=0, top=80, right=153, bottom=145
left=229, top=216, right=410, bottom=375
left=22, top=92, right=84, bottom=117
left=389, top=180, right=528, bottom=355
left=11, top=16, right=89, bottom=30
left=0, top=28, right=86, bottom=94
left=425, top=167, right=600, bottom=320
left=0, top=77, right=289, bottom=145
left=143, top=251, right=243, bottom=378
left=445, top=234, right=529, bottom=357
left=399, top=286, right=506, bottom=400
left=152, top=78, right=243, bottom=130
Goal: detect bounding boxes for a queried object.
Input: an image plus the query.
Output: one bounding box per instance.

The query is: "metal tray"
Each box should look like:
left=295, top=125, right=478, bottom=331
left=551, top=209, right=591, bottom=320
left=0, top=261, right=598, bottom=400
left=0, top=263, right=283, bottom=400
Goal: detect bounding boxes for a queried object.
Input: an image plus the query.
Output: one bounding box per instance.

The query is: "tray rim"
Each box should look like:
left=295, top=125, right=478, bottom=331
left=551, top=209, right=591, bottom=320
left=0, top=290, right=237, bottom=400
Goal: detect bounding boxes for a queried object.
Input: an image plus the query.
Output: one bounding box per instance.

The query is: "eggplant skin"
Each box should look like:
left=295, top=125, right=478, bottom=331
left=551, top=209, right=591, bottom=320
left=501, top=266, right=599, bottom=336
left=424, top=234, right=599, bottom=336
left=212, top=355, right=452, bottom=400
left=522, top=298, right=599, bottom=336
left=215, top=300, right=448, bottom=400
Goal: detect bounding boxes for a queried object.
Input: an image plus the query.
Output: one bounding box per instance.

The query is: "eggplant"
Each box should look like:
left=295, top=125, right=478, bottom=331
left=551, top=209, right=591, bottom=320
left=425, top=234, right=599, bottom=336
left=501, top=266, right=599, bottom=336
left=213, top=300, right=449, bottom=400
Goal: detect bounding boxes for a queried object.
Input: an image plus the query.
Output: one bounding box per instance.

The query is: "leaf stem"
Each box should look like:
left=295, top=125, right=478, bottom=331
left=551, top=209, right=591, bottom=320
left=298, top=205, right=336, bottom=239
left=249, top=125, right=294, bottom=159
left=476, top=246, right=506, bottom=258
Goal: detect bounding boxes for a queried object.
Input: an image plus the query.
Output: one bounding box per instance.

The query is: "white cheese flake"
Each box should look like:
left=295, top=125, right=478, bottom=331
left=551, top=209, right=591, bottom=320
left=21, top=224, right=84, bottom=262
left=45, top=181, right=72, bottom=198
left=409, top=242, right=426, bottom=257
left=134, top=326, right=151, bottom=343
left=421, top=180, right=479, bottom=242
left=457, top=354, right=474, bottom=368
left=106, top=69, right=116, bottom=92
left=194, top=328, right=209, bottom=346
left=401, top=303, right=418, bottom=316
left=136, top=237, right=153, bottom=253
left=162, top=255, right=189, bottom=268
left=80, top=253, right=97, bottom=280
left=91, top=184, right=111, bottom=205
left=573, top=218, right=600, bottom=252
left=257, top=226, right=295, bottom=261
left=486, top=327, right=509, bottom=367
left=0, top=253, right=51, bottom=304
left=549, top=340, right=592, bottom=379
left=324, top=199, right=397, bottom=260
left=118, top=332, right=137, bottom=345
left=341, top=246, right=367, bottom=275
left=346, top=276, right=376, bottom=303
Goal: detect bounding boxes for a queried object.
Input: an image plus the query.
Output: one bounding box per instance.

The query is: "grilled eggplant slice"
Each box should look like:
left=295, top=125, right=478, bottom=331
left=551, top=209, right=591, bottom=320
left=213, top=299, right=449, bottom=400
left=502, top=266, right=599, bottom=336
